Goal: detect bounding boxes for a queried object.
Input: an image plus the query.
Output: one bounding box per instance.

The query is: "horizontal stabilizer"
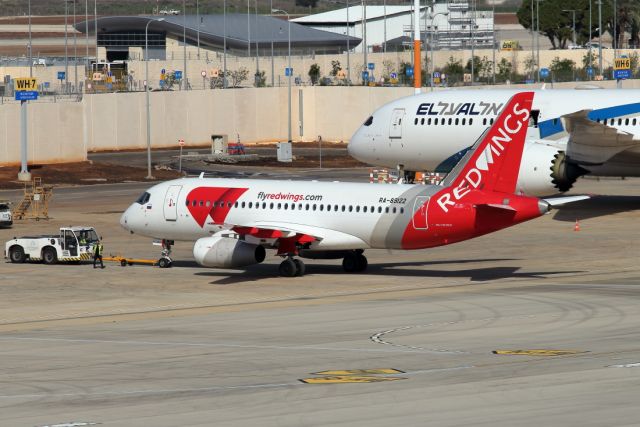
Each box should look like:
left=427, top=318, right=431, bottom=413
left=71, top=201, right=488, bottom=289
left=543, top=195, right=590, bottom=206
left=475, top=203, right=517, bottom=211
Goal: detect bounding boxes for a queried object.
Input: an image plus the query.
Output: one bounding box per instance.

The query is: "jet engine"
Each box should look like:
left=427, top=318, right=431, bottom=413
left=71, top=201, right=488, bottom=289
left=517, top=143, right=587, bottom=196
left=193, top=234, right=266, bottom=268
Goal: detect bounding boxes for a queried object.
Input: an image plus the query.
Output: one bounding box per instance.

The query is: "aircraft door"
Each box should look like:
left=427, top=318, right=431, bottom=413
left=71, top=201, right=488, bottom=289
left=389, top=108, right=405, bottom=139
left=412, top=196, right=429, bottom=230
left=163, top=185, right=182, bottom=221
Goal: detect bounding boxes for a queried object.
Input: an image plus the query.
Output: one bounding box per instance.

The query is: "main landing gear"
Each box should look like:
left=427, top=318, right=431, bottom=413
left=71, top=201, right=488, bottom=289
left=342, top=250, right=368, bottom=273
left=279, top=256, right=306, bottom=277
left=158, top=239, right=174, bottom=268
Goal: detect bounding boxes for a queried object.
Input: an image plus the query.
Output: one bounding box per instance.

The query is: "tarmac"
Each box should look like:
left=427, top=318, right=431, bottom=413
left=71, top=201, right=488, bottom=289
left=0, top=174, right=639, bottom=426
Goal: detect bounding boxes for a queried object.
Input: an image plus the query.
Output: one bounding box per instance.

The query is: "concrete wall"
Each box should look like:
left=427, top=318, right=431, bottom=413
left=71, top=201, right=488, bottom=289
left=0, top=100, right=85, bottom=166
left=3, top=80, right=640, bottom=166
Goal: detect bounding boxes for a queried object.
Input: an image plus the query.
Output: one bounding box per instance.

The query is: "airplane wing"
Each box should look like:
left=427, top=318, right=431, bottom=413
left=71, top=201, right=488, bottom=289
left=231, top=221, right=367, bottom=254
left=563, top=110, right=640, bottom=165
left=542, top=195, right=590, bottom=206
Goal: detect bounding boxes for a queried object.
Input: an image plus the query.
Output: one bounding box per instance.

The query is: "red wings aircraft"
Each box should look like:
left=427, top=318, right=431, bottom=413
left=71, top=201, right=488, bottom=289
left=120, top=92, right=585, bottom=277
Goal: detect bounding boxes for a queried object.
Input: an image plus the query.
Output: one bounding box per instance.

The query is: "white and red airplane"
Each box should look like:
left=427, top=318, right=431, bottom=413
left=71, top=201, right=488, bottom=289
left=120, top=92, right=584, bottom=277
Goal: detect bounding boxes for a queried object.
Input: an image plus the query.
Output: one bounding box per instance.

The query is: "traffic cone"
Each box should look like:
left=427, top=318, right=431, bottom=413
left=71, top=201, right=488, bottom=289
left=574, top=219, right=581, bottom=232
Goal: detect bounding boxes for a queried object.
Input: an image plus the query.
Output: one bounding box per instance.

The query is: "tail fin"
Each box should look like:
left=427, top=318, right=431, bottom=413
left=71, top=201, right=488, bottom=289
left=442, top=92, right=534, bottom=194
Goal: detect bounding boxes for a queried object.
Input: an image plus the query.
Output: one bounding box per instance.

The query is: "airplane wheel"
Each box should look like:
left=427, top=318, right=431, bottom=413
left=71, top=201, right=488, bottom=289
left=158, top=257, right=172, bottom=268
left=355, top=254, right=368, bottom=272
left=342, top=253, right=358, bottom=273
left=120, top=259, right=127, bottom=267
left=293, top=259, right=306, bottom=276
left=279, top=258, right=297, bottom=277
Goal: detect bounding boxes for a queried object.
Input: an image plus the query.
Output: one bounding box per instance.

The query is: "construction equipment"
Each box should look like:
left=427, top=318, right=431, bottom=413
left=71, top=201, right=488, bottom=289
left=13, top=178, right=53, bottom=221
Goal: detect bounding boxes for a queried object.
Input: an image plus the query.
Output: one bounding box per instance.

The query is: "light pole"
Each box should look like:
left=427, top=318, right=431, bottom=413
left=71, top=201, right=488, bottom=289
left=530, top=0, right=534, bottom=79
left=182, top=0, right=187, bottom=90
left=562, top=9, right=577, bottom=47
left=362, top=0, right=368, bottom=85
left=470, top=0, right=476, bottom=85
left=28, top=0, right=32, bottom=78
left=94, top=0, right=97, bottom=62
left=145, top=18, right=165, bottom=180
left=589, top=0, right=592, bottom=79
left=223, top=0, right=227, bottom=88
left=272, top=9, right=291, bottom=143
left=85, top=0, right=89, bottom=84
left=346, top=0, right=350, bottom=85
left=429, top=11, right=449, bottom=90
left=597, top=0, right=602, bottom=75
left=65, top=0, right=69, bottom=94
left=535, top=0, right=542, bottom=82
left=73, top=0, right=78, bottom=93
left=270, top=0, right=274, bottom=87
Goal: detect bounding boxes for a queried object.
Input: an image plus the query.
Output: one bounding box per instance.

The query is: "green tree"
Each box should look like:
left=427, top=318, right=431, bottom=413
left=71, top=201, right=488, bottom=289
left=330, top=60, right=342, bottom=77
left=517, top=0, right=613, bottom=49
left=497, top=58, right=513, bottom=83
left=308, top=63, right=321, bottom=85
left=254, top=70, right=266, bottom=87
left=229, top=67, right=249, bottom=88
left=550, top=56, right=576, bottom=81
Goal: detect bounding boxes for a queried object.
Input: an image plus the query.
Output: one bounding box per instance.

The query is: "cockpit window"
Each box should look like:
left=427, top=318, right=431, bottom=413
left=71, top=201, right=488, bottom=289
left=363, top=116, right=373, bottom=126
left=135, top=192, right=151, bottom=204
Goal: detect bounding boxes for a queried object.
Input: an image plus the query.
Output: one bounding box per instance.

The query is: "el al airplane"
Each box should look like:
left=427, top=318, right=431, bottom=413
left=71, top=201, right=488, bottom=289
left=120, top=92, right=585, bottom=277
left=348, top=88, right=640, bottom=195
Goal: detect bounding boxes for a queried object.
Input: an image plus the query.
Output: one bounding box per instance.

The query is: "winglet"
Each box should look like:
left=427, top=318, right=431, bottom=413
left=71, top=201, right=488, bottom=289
left=445, top=92, right=534, bottom=195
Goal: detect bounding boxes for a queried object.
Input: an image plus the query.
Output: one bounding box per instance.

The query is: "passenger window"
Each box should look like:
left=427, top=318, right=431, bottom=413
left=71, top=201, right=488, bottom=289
left=363, top=206, right=368, bottom=213
left=305, top=204, right=310, bottom=211
left=392, top=207, right=397, bottom=214
left=185, top=200, right=189, bottom=206
left=385, top=207, right=390, bottom=213
left=490, top=118, right=495, bottom=125
left=428, top=118, right=432, bottom=125
left=618, top=118, right=622, bottom=125
left=378, top=206, right=382, bottom=213
left=283, top=203, right=288, bottom=210
left=206, top=201, right=211, bottom=207
left=313, top=204, right=317, bottom=211
left=270, top=202, right=274, bottom=209
left=625, top=118, right=629, bottom=125
left=241, top=202, right=246, bottom=208
left=434, top=118, right=439, bottom=125
left=348, top=205, right=353, bottom=212
left=448, top=118, right=452, bottom=125
left=400, top=207, right=405, bottom=214
left=227, top=202, right=232, bottom=208
left=235, top=202, right=239, bottom=208
left=262, top=202, right=267, bottom=209
left=483, top=118, right=487, bottom=125
left=248, top=202, right=253, bottom=208
left=319, top=204, right=324, bottom=211
left=414, top=118, right=418, bottom=125
left=192, top=200, right=197, bottom=207
left=455, top=118, right=459, bottom=125
left=356, top=206, right=360, bottom=212
left=277, top=203, right=281, bottom=209
left=299, top=204, right=303, bottom=210
left=462, top=118, right=466, bottom=125
left=370, top=206, right=374, bottom=213
left=342, top=205, right=346, bottom=212
left=334, top=204, right=338, bottom=211
left=469, top=118, right=473, bottom=125
left=634, top=118, right=637, bottom=126
left=199, top=200, right=203, bottom=207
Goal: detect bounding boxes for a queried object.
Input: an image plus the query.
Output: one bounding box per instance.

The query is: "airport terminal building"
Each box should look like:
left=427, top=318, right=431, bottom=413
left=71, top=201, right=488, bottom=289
left=77, top=14, right=361, bottom=62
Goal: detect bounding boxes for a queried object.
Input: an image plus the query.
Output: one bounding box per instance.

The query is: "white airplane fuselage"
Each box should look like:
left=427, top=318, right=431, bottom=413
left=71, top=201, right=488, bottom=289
left=348, top=88, right=640, bottom=195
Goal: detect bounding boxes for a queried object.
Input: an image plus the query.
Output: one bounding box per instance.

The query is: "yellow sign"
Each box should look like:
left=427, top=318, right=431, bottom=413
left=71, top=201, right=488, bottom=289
left=493, top=349, right=584, bottom=356
left=500, top=40, right=520, bottom=51
left=300, top=376, right=405, bottom=384
left=313, top=369, right=404, bottom=376
left=615, top=57, right=631, bottom=70
left=15, top=77, right=37, bottom=91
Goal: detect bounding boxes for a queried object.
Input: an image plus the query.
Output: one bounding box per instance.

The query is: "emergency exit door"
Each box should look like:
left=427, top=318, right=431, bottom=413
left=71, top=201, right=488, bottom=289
left=389, top=108, right=405, bottom=139
left=412, top=196, right=429, bottom=230
left=164, top=185, right=182, bottom=221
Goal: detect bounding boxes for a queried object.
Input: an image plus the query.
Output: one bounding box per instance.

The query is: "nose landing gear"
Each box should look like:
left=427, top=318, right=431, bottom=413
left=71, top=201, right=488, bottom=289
left=158, top=239, right=174, bottom=268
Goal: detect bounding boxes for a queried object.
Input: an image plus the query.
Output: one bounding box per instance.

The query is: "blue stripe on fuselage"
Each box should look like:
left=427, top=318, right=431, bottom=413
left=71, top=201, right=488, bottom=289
left=538, top=118, right=565, bottom=138
left=587, top=102, right=640, bottom=120
left=434, top=146, right=472, bottom=173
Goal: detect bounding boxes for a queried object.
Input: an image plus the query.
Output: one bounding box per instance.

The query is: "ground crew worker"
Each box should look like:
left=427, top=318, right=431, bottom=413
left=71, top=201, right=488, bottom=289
left=93, top=238, right=105, bottom=269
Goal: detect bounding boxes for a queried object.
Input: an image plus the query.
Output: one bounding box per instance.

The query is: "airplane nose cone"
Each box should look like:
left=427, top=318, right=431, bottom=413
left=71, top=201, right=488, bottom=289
left=119, top=207, right=130, bottom=231
left=348, top=127, right=366, bottom=161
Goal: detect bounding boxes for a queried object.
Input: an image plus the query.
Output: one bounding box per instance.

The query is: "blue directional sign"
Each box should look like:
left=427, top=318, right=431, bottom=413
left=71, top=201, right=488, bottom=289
left=57, top=71, right=66, bottom=80
left=368, top=62, right=375, bottom=70
left=174, top=70, right=183, bottom=80
left=614, top=68, right=632, bottom=80
left=15, top=90, right=38, bottom=101
left=285, top=67, right=293, bottom=76
left=390, top=72, right=397, bottom=79
left=44, top=81, right=50, bottom=88
left=405, top=66, right=414, bottom=77
left=433, top=71, right=441, bottom=78
left=539, top=68, right=550, bottom=78
left=161, top=68, right=166, bottom=74
left=587, top=66, right=594, bottom=76
left=362, top=71, right=369, bottom=81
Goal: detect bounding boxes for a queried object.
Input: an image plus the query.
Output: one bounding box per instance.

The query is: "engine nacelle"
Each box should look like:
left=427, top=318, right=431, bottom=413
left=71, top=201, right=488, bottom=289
left=516, top=142, right=585, bottom=196
left=193, top=234, right=266, bottom=268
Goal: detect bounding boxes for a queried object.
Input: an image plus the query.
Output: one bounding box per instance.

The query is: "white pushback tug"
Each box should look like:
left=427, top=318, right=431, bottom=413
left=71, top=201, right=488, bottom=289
left=5, top=226, right=99, bottom=264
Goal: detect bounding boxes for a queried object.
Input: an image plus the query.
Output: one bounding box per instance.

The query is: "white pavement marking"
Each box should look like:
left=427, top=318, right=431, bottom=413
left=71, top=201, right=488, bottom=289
left=608, top=362, right=640, bottom=368
left=0, top=336, right=422, bottom=354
